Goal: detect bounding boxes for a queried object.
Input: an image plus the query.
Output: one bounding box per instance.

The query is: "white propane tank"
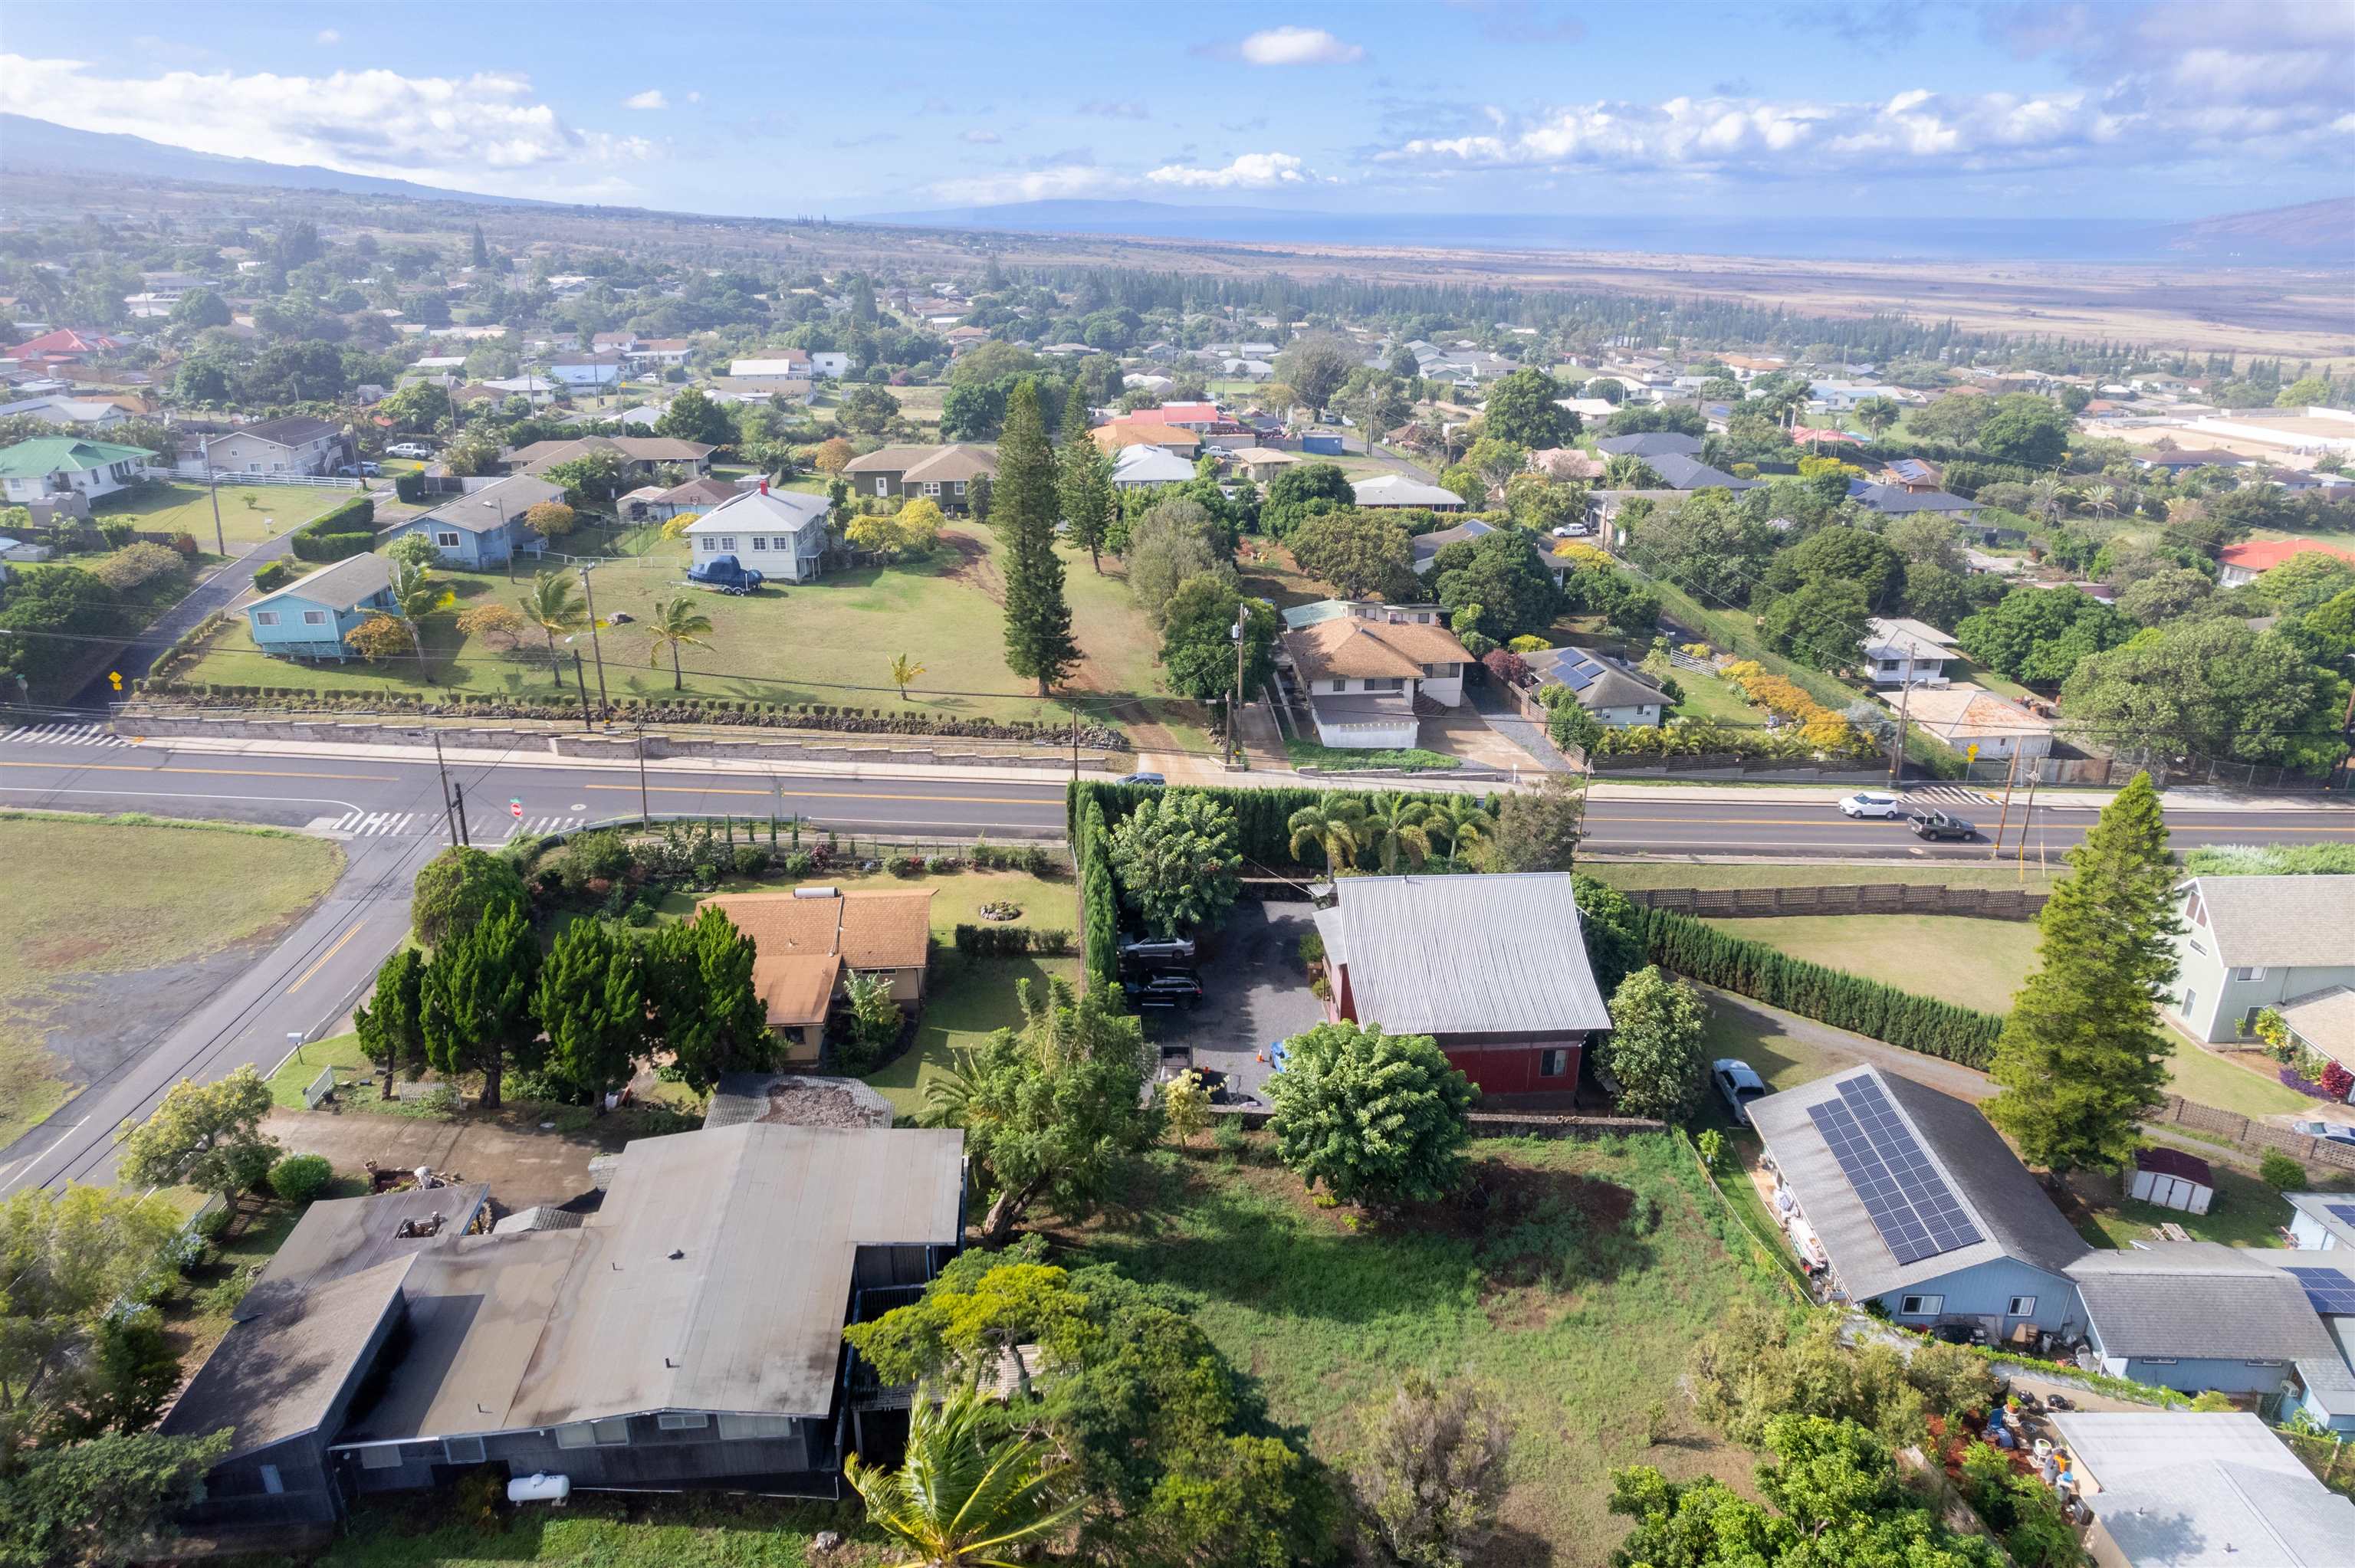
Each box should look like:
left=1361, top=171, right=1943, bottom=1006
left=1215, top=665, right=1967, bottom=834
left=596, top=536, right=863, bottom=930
left=507, top=1472, right=571, bottom=1504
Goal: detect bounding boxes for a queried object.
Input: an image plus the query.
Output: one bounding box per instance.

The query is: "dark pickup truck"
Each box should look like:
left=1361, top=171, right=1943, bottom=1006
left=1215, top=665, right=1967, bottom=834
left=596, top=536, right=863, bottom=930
left=686, top=553, right=764, bottom=593
left=1907, top=809, right=1978, bottom=841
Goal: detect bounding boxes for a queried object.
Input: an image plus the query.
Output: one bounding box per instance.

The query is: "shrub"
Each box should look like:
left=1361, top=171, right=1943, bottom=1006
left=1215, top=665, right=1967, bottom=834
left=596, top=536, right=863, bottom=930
left=288, top=495, right=378, bottom=563
left=251, top=559, right=294, bottom=592
left=267, top=1153, right=335, bottom=1205
left=98, top=520, right=137, bottom=548
left=782, top=851, right=816, bottom=876
left=732, top=844, right=770, bottom=877
left=192, top=1205, right=234, bottom=1244
left=888, top=853, right=925, bottom=877
left=925, top=855, right=960, bottom=874
left=952, top=923, right=1073, bottom=958
left=92, top=542, right=185, bottom=591
left=2260, top=1150, right=2307, bottom=1190
left=394, top=472, right=426, bottom=504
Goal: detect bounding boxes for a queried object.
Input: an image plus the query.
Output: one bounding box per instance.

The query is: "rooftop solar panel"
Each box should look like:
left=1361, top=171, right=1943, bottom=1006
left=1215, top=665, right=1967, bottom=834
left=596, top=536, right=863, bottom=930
left=2327, top=1202, right=2355, bottom=1230
left=1806, top=1078, right=1985, bottom=1266
left=2286, top=1265, right=2355, bottom=1317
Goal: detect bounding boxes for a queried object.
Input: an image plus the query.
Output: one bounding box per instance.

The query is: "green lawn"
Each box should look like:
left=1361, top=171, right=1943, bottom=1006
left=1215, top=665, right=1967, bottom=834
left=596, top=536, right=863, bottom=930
left=2154, top=1037, right=2316, bottom=1121
left=866, top=953, right=1082, bottom=1117
left=318, top=1497, right=883, bottom=1566
left=91, top=481, right=355, bottom=548
left=0, top=813, right=343, bottom=1148
left=179, top=523, right=1203, bottom=741
left=1066, top=1132, right=1789, bottom=1553
left=1699, top=913, right=2040, bottom=1012
left=1586, top=861, right=2062, bottom=893
left=267, top=1031, right=370, bottom=1108
left=1668, top=665, right=1762, bottom=726
left=2071, top=1157, right=2328, bottom=1250
left=1285, top=739, right=1461, bottom=772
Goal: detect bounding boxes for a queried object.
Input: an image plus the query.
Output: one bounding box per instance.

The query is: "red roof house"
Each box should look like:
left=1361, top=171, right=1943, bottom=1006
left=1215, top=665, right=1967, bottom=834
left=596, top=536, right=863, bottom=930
left=2215, top=537, right=2355, bottom=587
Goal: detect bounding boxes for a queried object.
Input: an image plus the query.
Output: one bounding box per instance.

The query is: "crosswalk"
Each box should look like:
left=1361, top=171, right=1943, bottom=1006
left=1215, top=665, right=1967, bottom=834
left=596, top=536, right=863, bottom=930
left=505, top=815, right=588, bottom=838
left=329, top=809, right=426, bottom=838
left=1907, top=785, right=1999, bottom=806
left=1, top=722, right=131, bottom=748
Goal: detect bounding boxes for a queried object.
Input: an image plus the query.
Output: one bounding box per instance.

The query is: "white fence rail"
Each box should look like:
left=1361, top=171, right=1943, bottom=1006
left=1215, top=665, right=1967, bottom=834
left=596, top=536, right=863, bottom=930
left=151, top=466, right=365, bottom=491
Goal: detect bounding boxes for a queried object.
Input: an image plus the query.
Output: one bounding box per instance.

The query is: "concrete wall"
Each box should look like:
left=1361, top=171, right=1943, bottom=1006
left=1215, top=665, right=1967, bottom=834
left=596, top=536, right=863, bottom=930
left=117, top=713, right=1115, bottom=773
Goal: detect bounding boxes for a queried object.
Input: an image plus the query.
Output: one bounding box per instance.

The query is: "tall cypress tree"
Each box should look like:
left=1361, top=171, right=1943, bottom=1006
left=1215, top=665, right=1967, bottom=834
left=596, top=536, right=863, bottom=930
left=1985, top=773, right=2183, bottom=1175
left=354, top=946, right=427, bottom=1101
left=535, top=918, right=645, bottom=1106
left=995, top=380, right=1079, bottom=694
left=420, top=895, right=541, bottom=1109
left=1059, top=418, right=1112, bottom=574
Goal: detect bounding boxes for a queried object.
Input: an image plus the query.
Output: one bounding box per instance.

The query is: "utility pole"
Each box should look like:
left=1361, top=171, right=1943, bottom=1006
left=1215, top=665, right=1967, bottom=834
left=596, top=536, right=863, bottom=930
left=1989, top=750, right=2019, bottom=860
left=637, top=717, right=652, bottom=826
left=1070, top=710, right=1079, bottom=783
left=1230, top=607, right=1250, bottom=769
left=577, top=562, right=609, bottom=713
left=1886, top=668, right=1913, bottom=788
left=451, top=779, right=471, bottom=846
left=2015, top=769, right=2041, bottom=882
left=573, top=649, right=593, bottom=730
left=431, top=730, right=460, bottom=847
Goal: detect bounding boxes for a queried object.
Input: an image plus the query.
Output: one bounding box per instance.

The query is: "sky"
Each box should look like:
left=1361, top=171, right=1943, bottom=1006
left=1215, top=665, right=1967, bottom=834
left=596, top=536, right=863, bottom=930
left=2, top=1, right=2350, bottom=222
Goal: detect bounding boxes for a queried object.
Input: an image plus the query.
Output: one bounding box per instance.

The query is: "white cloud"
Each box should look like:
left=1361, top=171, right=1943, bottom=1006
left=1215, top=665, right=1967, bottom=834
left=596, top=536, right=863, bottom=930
left=314, top=29, right=340, bottom=45
left=1236, top=27, right=1365, bottom=66
left=686, top=90, right=702, bottom=104
left=0, top=56, right=651, bottom=197
left=928, top=163, right=1122, bottom=205
left=623, top=88, right=668, bottom=110
left=961, top=129, right=1002, bottom=144
left=1145, top=151, right=1308, bottom=189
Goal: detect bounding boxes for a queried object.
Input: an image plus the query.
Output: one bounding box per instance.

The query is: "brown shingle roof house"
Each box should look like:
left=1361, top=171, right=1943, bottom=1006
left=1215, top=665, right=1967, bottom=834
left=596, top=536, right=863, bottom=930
left=698, top=888, right=935, bottom=1057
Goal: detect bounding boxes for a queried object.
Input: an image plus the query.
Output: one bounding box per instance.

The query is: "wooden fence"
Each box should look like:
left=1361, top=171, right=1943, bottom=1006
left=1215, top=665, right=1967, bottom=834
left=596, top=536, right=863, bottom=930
left=2150, top=1094, right=2355, bottom=1174
left=1624, top=883, right=2049, bottom=921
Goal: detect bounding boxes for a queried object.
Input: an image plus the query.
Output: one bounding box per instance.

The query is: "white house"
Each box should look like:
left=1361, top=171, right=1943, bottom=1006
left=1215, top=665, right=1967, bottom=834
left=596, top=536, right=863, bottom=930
left=1109, top=444, right=1196, bottom=490
left=1354, top=473, right=1468, bottom=511
left=1279, top=602, right=1470, bottom=751
left=190, top=415, right=346, bottom=477
left=1862, top=617, right=1960, bottom=687
left=0, top=435, right=157, bottom=507
left=1881, top=684, right=2054, bottom=763
left=2163, top=875, right=2355, bottom=1051
left=684, top=485, right=830, bottom=583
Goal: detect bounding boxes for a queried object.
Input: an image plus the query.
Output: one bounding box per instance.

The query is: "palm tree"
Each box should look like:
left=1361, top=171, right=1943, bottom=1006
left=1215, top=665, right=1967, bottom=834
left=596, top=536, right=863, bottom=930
left=1286, top=792, right=1368, bottom=874
left=517, top=571, right=586, bottom=684
left=387, top=559, right=455, bottom=674
left=642, top=595, right=714, bottom=692
left=1602, top=453, right=1663, bottom=490
left=845, top=1383, right=1079, bottom=1568
left=1426, top=795, right=1494, bottom=868
left=1359, top=793, right=1434, bottom=874
left=2089, top=484, right=2118, bottom=522
left=2028, top=474, right=2068, bottom=523
left=889, top=653, right=925, bottom=702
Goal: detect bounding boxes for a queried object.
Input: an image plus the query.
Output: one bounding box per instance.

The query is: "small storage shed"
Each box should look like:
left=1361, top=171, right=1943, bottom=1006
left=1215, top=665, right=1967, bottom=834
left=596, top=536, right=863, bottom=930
left=1299, top=432, right=1345, bottom=455
left=2129, top=1146, right=2215, bottom=1214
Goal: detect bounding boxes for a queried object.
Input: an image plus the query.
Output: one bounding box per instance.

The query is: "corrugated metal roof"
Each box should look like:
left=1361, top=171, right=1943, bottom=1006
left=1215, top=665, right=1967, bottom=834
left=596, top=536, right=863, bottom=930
left=1318, top=873, right=1612, bottom=1035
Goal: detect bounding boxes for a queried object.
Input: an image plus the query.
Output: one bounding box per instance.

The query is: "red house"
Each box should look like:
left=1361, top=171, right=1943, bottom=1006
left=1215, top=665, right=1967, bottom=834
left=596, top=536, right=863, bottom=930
left=1309, top=872, right=1613, bottom=1098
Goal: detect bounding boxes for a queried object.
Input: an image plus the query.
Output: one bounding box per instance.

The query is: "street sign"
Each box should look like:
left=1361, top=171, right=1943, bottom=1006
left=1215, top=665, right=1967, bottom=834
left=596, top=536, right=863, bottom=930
left=1966, top=743, right=1980, bottom=761
left=107, top=671, right=122, bottom=691
left=509, top=798, right=524, bottom=818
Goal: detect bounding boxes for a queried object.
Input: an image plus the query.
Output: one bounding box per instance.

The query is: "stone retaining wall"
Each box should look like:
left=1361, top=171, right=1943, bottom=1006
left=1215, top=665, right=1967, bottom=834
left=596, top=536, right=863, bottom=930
left=117, top=713, right=1116, bottom=772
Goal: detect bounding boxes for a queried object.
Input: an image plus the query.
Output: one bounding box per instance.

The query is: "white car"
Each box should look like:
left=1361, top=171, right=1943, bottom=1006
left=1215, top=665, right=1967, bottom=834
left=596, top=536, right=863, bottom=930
left=386, top=441, right=435, bottom=459
left=1713, top=1059, right=1769, bottom=1125
left=1840, top=792, right=1901, bottom=819
left=2290, top=1119, right=2355, bottom=1146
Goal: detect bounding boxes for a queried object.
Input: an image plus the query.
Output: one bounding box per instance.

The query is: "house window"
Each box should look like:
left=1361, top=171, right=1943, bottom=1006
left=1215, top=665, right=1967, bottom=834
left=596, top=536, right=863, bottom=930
left=1539, top=1048, right=1571, bottom=1078
left=718, top=537, right=736, bottom=551
left=556, top=1418, right=631, bottom=1448
left=303, top=610, right=328, bottom=626
left=259, top=1465, right=284, bottom=1494
left=873, top=477, right=889, bottom=497
left=656, top=1412, right=710, bottom=1431
left=1897, top=1294, right=1943, bottom=1317
left=750, top=536, right=768, bottom=552
left=1369, top=677, right=1404, bottom=692
left=357, top=1445, right=404, bottom=1469
left=951, top=481, right=966, bottom=496
left=434, top=530, right=461, bottom=548
left=2232, top=966, right=2268, bottom=982
left=255, top=611, right=280, bottom=627
left=2180, top=989, right=2196, bottom=1019
left=698, top=536, right=715, bottom=550
left=443, top=1436, right=485, bottom=1464
left=2140, top=1357, right=2179, bottom=1366
left=719, top=1413, right=793, bottom=1440
left=923, top=481, right=941, bottom=497
left=2007, top=1296, right=2037, bottom=1317
left=2184, top=889, right=2205, bottom=923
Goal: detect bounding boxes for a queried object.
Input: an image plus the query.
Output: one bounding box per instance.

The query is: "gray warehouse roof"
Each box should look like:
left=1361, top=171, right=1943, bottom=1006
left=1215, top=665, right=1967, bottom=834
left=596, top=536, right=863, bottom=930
left=2068, top=1242, right=2338, bottom=1362
left=1310, top=872, right=1612, bottom=1037
left=1749, top=1065, right=2090, bottom=1301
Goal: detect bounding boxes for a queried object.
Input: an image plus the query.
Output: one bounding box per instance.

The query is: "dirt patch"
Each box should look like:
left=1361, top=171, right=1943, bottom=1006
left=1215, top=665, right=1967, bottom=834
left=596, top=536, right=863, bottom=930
left=940, top=530, right=1003, bottom=604
left=265, top=1107, right=622, bottom=1213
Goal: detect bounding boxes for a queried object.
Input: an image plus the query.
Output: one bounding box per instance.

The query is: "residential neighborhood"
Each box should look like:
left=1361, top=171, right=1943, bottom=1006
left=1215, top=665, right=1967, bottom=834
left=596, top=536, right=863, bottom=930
left=2, top=5, right=2353, bottom=1567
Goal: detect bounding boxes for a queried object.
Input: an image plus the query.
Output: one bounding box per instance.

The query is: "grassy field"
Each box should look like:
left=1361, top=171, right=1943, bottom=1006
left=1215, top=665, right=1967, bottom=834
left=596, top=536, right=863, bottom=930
left=318, top=1497, right=884, bottom=1566
left=1667, top=664, right=1762, bottom=726
left=267, top=1031, right=370, bottom=1107
left=1698, top=913, right=2040, bottom=1012
left=91, top=480, right=355, bottom=548
left=1585, top=861, right=2063, bottom=892
left=2153, top=1036, right=2316, bottom=1121
left=179, top=523, right=1207, bottom=743
left=0, top=814, right=343, bottom=1148
left=1064, top=1132, right=1789, bottom=1558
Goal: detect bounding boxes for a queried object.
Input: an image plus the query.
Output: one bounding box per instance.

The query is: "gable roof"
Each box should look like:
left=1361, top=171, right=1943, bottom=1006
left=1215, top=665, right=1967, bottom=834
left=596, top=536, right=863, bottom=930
left=1092, top=422, right=1200, bottom=452
left=1864, top=616, right=1959, bottom=658
left=2070, top=1243, right=2337, bottom=1362
left=1850, top=482, right=1982, bottom=514
left=420, top=474, right=563, bottom=530
left=700, top=888, right=934, bottom=971
left=507, top=435, right=715, bottom=473
left=1748, top=1064, right=2091, bottom=1301
left=1526, top=647, right=1665, bottom=711
left=1411, top=518, right=1496, bottom=561
left=1891, top=684, right=2054, bottom=743
left=1111, top=444, right=1196, bottom=483
left=1310, top=872, right=1612, bottom=1036
left=250, top=552, right=394, bottom=613
left=232, top=414, right=340, bottom=448
left=2180, top=875, right=2355, bottom=967
left=1647, top=452, right=1756, bottom=490
left=2050, top=1412, right=2355, bottom=1566
left=1352, top=474, right=1466, bottom=507
left=1283, top=614, right=1470, bottom=683
left=903, top=444, right=998, bottom=483
left=1595, top=431, right=1703, bottom=458
left=656, top=474, right=741, bottom=507
left=686, top=485, right=830, bottom=534
left=0, top=435, right=156, bottom=477
left=2215, top=538, right=2355, bottom=576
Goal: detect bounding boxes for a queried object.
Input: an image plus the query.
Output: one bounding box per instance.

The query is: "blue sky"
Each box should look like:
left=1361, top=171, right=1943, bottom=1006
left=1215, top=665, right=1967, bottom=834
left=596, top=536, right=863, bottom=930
left=2, top=2, right=2348, bottom=221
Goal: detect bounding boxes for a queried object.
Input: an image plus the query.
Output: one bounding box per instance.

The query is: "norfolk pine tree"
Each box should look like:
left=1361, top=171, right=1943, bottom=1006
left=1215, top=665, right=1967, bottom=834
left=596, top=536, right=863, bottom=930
left=535, top=917, right=645, bottom=1105
left=994, top=381, right=1079, bottom=694
left=354, top=946, right=428, bottom=1100
left=1058, top=416, right=1112, bottom=572
left=1984, top=773, right=2183, bottom=1176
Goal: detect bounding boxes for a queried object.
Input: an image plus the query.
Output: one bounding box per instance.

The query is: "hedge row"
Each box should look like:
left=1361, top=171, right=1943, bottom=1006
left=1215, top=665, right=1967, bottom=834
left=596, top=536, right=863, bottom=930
left=393, top=473, right=426, bottom=504
left=289, top=495, right=377, bottom=563
left=251, top=560, right=294, bottom=592
left=952, top=923, right=1075, bottom=959
left=1637, top=906, right=2005, bottom=1068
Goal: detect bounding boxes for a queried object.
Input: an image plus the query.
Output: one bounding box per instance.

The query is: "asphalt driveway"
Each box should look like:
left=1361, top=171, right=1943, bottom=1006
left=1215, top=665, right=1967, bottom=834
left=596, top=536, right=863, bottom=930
left=1148, top=900, right=1326, bottom=1104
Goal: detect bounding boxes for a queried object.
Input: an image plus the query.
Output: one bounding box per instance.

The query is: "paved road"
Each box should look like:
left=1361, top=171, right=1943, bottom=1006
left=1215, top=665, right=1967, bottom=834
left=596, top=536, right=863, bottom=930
left=66, top=530, right=301, bottom=709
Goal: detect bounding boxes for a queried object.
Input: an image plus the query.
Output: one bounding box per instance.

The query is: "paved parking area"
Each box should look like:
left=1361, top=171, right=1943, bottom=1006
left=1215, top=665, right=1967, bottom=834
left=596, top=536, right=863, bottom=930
left=1145, top=900, right=1327, bottom=1104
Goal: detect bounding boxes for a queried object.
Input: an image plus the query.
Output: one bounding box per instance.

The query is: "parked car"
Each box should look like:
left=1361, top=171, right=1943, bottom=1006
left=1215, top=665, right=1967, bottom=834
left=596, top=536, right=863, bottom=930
left=1124, top=973, right=1205, bottom=1009
left=1118, top=934, right=1196, bottom=964
left=1713, top=1058, right=1769, bottom=1124
left=1907, top=809, right=1978, bottom=841
left=1552, top=522, right=1593, bottom=538
left=2290, top=1119, right=2355, bottom=1146
left=1839, top=792, right=1902, bottom=819
left=335, top=461, right=383, bottom=477
left=1116, top=772, right=1166, bottom=787
left=685, top=553, right=764, bottom=593
left=386, top=441, right=435, bottom=459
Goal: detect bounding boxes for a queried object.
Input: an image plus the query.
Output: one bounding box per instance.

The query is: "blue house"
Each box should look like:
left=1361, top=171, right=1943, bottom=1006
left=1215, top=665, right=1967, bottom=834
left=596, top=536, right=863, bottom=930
left=386, top=475, right=563, bottom=569
left=247, top=554, right=399, bottom=661
left=1750, top=1066, right=2091, bottom=1340
left=2068, top=1243, right=2342, bottom=1401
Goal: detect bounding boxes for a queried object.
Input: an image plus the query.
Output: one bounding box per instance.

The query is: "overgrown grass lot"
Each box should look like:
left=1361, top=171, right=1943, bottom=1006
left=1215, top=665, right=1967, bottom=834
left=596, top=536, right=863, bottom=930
left=0, top=813, right=342, bottom=1148
left=1059, top=1131, right=1792, bottom=1562
left=93, top=479, right=354, bottom=548
left=1697, top=913, right=2039, bottom=1012
left=312, top=1494, right=885, bottom=1567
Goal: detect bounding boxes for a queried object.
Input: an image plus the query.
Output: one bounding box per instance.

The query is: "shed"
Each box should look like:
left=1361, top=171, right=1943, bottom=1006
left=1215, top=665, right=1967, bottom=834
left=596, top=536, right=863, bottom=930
left=2129, top=1147, right=2215, bottom=1214
left=1299, top=433, right=1345, bottom=455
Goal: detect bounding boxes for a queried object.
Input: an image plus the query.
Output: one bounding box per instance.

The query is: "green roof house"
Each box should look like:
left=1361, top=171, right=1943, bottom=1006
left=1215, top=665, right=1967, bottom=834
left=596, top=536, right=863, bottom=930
left=0, top=436, right=158, bottom=511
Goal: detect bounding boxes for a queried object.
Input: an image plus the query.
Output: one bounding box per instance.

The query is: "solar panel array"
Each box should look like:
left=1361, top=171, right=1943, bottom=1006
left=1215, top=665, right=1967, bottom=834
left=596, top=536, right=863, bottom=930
left=1806, top=1077, right=1985, bottom=1266
left=2286, top=1265, right=2355, bottom=1317
left=2327, top=1202, right=2355, bottom=1230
